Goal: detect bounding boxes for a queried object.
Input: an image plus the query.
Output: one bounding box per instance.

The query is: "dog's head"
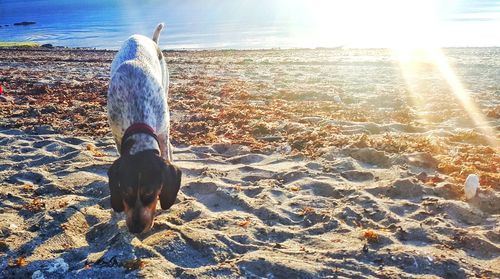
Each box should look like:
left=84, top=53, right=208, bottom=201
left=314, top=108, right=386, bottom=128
left=107, top=150, right=181, bottom=234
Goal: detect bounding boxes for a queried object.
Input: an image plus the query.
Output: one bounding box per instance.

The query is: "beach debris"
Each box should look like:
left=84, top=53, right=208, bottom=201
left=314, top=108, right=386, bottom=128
left=46, top=258, right=69, bottom=273
left=363, top=230, right=379, bottom=243
left=333, top=95, right=342, bottom=103
left=464, top=174, right=479, bottom=200
left=8, top=256, right=28, bottom=267
left=273, top=243, right=283, bottom=249
left=13, top=21, right=36, bottom=26
left=123, top=259, right=145, bottom=271
left=362, top=243, right=369, bottom=253
left=424, top=175, right=444, bottom=186
left=395, top=226, right=409, bottom=241
left=163, top=230, right=176, bottom=237
left=24, top=198, right=46, bottom=212
left=22, top=183, right=34, bottom=191
left=57, top=200, right=69, bottom=208
left=237, top=217, right=251, bottom=228
left=86, top=143, right=105, bottom=157
left=0, top=84, right=3, bottom=94
left=299, top=207, right=315, bottom=215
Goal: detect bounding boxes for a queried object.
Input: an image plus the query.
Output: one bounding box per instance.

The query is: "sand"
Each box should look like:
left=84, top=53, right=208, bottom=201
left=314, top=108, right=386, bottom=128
left=0, top=47, right=499, bottom=278
left=0, top=127, right=498, bottom=278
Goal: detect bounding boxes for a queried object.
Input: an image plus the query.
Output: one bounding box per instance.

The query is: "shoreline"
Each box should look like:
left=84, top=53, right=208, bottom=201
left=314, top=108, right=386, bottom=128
left=2, top=43, right=500, bottom=52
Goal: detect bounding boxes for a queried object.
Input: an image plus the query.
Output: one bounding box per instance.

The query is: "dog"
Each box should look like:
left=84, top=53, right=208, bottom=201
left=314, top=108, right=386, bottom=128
left=107, top=23, right=182, bottom=234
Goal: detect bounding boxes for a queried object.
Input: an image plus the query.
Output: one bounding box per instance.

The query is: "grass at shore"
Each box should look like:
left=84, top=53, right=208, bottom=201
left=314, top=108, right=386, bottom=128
left=0, top=42, right=40, bottom=47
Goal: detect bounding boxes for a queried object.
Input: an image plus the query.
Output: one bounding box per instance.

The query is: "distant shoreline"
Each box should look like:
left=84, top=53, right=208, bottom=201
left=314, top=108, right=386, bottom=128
left=1, top=42, right=500, bottom=52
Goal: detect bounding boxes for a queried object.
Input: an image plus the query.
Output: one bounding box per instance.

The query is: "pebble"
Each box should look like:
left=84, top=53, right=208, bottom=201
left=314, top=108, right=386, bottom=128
left=46, top=258, right=69, bottom=273
left=464, top=174, right=479, bottom=200
left=31, top=270, right=45, bottom=279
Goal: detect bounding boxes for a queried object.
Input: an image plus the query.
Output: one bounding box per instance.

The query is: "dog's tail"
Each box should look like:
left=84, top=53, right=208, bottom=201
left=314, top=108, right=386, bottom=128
left=152, top=23, right=165, bottom=44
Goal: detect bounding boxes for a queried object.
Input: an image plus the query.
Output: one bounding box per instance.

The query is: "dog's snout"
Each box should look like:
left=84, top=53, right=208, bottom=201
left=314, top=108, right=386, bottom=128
left=125, top=202, right=155, bottom=234
left=127, top=222, right=149, bottom=234
left=126, top=215, right=151, bottom=234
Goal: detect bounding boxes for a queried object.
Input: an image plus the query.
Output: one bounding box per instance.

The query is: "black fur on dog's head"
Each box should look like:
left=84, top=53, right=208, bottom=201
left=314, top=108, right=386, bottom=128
left=107, top=150, right=181, bottom=234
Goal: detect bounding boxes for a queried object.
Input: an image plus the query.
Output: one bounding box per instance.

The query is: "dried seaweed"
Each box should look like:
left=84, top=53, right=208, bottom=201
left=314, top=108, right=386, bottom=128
left=1, top=48, right=498, bottom=190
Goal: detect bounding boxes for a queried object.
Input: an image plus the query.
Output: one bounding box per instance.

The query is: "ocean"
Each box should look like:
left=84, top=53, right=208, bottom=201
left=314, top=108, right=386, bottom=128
left=0, top=0, right=309, bottom=49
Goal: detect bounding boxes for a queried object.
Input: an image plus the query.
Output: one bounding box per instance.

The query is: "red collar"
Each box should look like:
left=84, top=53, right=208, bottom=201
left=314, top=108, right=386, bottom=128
left=120, top=123, right=160, bottom=155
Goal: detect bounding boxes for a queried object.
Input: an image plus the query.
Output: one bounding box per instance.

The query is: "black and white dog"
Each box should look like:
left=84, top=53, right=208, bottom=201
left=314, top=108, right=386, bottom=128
left=107, top=23, right=181, bottom=234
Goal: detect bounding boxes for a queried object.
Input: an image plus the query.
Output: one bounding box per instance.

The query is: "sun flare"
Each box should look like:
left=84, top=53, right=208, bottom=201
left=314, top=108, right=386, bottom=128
left=396, top=46, right=499, bottom=148
left=293, top=0, right=440, bottom=48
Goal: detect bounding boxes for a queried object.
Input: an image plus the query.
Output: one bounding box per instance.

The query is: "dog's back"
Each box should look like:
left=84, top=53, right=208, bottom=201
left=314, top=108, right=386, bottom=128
left=107, top=24, right=169, bottom=148
left=110, top=36, right=162, bottom=82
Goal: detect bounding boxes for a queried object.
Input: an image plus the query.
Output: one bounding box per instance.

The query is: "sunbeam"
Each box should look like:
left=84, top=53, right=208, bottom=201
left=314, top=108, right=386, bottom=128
left=396, top=48, right=433, bottom=125
left=429, top=48, right=499, bottom=148
left=396, top=46, right=499, bottom=148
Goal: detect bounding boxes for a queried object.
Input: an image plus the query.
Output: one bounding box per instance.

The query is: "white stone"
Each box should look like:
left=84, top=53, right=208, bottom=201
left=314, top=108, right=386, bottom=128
left=464, top=174, right=479, bottom=200
left=46, top=258, right=69, bottom=273
left=31, top=270, right=45, bottom=279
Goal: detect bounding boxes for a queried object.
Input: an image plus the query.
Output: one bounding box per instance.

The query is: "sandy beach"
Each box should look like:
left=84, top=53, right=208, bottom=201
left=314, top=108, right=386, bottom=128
left=0, top=47, right=499, bottom=278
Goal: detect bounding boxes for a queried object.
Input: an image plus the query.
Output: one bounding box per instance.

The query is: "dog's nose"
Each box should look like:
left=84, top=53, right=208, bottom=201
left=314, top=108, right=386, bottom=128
left=127, top=218, right=151, bottom=234
left=128, top=225, right=143, bottom=234
left=128, top=223, right=149, bottom=234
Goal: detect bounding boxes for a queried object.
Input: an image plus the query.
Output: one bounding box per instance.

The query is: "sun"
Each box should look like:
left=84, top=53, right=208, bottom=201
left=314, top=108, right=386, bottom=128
left=291, top=0, right=440, bottom=48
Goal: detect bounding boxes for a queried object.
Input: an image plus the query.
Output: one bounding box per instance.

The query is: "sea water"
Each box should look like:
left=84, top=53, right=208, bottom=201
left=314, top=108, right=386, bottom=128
left=0, top=0, right=306, bottom=49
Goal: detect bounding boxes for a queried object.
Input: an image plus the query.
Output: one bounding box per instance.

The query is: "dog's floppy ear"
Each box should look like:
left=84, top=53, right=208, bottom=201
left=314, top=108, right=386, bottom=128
left=159, top=162, right=182, bottom=210
left=108, top=158, right=124, bottom=212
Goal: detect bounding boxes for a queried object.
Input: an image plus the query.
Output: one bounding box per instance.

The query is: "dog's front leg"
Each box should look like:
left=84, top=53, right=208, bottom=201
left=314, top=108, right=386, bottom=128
left=158, top=133, right=173, bottom=162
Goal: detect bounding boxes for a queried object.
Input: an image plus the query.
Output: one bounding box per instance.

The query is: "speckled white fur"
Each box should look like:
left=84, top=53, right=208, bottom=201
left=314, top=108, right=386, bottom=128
left=107, top=24, right=173, bottom=161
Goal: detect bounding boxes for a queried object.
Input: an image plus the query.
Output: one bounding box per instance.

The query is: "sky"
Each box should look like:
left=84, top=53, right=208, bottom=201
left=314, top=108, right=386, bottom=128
left=0, top=0, right=499, bottom=49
